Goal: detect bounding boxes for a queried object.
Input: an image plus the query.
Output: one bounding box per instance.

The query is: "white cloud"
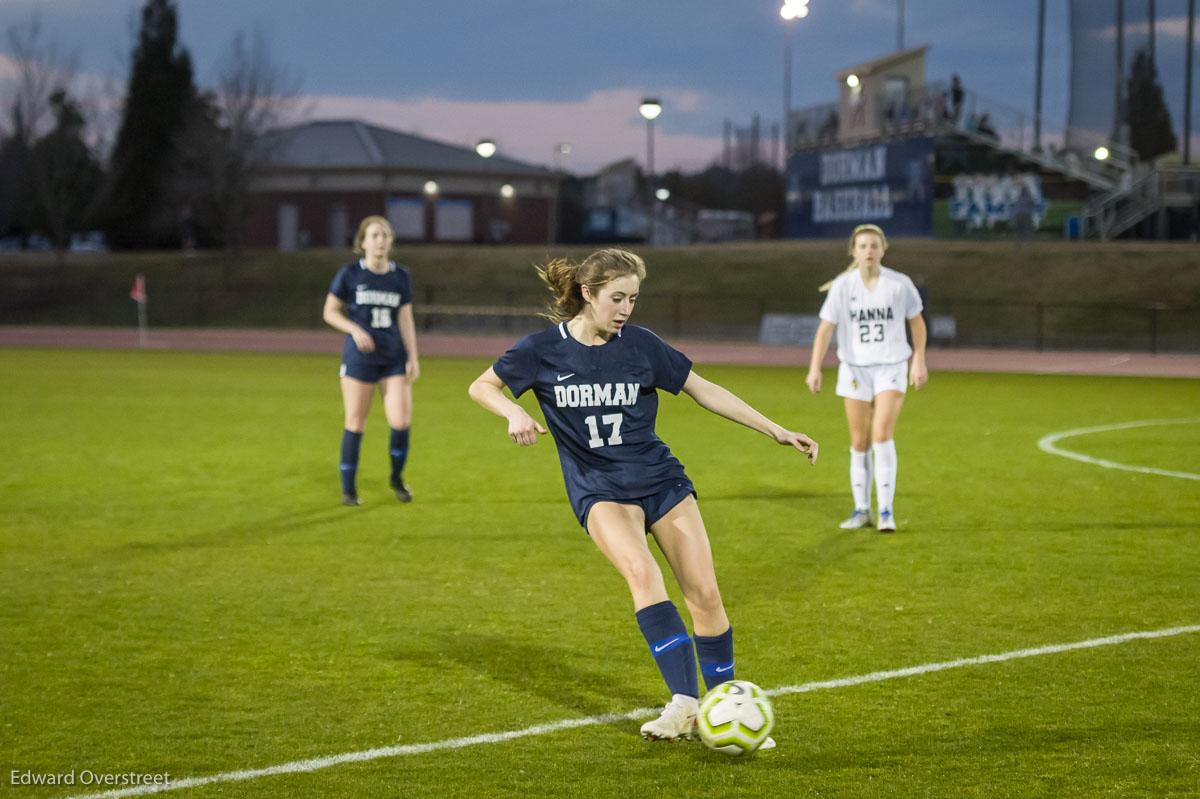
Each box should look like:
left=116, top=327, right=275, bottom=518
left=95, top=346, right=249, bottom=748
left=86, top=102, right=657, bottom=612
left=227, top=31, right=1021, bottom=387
left=299, top=87, right=728, bottom=174
left=1095, top=17, right=1197, bottom=40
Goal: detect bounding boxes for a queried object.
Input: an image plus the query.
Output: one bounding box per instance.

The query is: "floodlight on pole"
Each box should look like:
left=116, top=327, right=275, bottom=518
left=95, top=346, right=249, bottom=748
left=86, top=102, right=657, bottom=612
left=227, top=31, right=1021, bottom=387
left=846, top=74, right=860, bottom=88
left=638, top=98, right=662, bottom=176
left=475, top=139, right=496, bottom=159
left=780, top=1, right=810, bottom=168
left=639, top=98, right=663, bottom=245
left=1094, top=146, right=1111, bottom=161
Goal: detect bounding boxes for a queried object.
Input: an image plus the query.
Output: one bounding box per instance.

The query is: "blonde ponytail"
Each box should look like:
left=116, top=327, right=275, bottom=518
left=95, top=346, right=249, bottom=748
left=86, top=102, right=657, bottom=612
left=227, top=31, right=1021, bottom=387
left=818, top=223, right=889, bottom=292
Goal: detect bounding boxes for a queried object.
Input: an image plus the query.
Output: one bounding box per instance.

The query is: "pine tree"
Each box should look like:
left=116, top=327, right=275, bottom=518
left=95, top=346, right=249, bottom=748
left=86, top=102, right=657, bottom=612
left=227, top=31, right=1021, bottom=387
left=1125, top=48, right=1178, bottom=162
left=103, top=0, right=197, bottom=249
left=24, top=90, right=103, bottom=260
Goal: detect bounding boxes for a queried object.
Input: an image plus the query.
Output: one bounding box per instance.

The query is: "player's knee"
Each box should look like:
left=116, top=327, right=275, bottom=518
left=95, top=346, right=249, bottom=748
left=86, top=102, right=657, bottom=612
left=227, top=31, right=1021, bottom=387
left=623, top=558, right=664, bottom=595
left=686, top=582, right=724, bottom=616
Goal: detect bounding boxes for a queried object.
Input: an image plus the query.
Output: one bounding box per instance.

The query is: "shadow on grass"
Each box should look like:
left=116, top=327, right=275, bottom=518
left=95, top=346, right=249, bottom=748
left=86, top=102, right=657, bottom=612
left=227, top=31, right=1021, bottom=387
left=700, top=489, right=839, bottom=502
left=392, top=632, right=661, bottom=738
left=104, top=505, right=357, bottom=559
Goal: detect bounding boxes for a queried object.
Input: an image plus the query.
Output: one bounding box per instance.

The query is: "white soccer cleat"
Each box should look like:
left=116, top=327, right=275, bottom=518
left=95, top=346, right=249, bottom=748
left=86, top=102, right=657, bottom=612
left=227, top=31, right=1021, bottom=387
left=759, top=736, right=777, bottom=750
left=641, top=694, right=700, bottom=742
left=877, top=508, right=896, bottom=532
left=839, top=509, right=873, bottom=529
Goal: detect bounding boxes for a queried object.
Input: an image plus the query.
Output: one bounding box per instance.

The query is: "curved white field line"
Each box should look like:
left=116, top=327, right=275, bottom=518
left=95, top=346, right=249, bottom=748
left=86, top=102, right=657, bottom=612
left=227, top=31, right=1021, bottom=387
left=57, top=624, right=1200, bottom=799
left=1037, top=418, right=1200, bottom=481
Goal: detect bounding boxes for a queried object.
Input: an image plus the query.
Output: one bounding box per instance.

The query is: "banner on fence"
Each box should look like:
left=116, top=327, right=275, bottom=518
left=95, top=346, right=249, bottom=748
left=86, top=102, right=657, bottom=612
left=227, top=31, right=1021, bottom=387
left=784, top=137, right=934, bottom=238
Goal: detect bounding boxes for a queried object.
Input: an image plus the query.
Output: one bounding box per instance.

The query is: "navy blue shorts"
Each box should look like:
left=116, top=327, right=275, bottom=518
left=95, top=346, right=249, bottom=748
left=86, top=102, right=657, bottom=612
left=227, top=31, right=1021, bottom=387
left=580, top=479, right=697, bottom=533
left=339, top=359, right=407, bottom=383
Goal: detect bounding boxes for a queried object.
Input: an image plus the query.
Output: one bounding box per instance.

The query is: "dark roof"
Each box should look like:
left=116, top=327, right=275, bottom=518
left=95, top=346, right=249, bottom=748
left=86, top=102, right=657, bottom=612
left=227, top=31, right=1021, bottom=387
left=259, top=119, right=552, bottom=176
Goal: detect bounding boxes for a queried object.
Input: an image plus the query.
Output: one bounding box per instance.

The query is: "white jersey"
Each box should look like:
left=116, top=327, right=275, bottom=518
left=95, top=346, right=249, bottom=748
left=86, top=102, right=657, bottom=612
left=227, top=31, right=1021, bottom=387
left=819, top=265, right=923, bottom=366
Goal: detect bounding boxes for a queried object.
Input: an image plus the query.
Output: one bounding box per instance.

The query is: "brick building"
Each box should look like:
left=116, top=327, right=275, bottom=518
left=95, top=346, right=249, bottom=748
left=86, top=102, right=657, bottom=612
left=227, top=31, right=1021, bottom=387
left=246, top=120, right=561, bottom=248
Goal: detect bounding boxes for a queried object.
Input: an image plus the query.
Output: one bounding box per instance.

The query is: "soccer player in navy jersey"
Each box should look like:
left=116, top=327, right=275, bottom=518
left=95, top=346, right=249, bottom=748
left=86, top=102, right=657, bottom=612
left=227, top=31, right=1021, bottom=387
left=468, top=248, right=818, bottom=745
left=323, top=216, right=420, bottom=506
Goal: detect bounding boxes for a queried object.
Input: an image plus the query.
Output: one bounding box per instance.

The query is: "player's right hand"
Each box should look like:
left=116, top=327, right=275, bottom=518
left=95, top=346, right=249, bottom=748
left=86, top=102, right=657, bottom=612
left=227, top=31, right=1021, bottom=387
left=352, top=328, right=375, bottom=353
left=507, top=411, right=548, bottom=446
left=805, top=369, right=822, bottom=394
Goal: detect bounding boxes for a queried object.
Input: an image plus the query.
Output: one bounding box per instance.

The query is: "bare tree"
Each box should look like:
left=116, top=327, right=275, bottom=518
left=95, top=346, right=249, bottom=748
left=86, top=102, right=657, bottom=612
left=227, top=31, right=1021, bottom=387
left=177, top=27, right=304, bottom=252
left=3, top=15, right=77, bottom=145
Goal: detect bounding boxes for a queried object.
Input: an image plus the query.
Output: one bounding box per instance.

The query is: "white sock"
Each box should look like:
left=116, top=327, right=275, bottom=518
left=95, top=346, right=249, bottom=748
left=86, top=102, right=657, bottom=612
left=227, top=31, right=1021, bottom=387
left=849, top=447, right=872, bottom=511
left=872, top=440, right=898, bottom=512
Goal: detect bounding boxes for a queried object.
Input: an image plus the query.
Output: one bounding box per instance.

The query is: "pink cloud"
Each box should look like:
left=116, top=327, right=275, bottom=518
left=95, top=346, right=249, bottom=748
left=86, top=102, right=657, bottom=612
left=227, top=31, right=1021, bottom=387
left=299, top=87, right=728, bottom=174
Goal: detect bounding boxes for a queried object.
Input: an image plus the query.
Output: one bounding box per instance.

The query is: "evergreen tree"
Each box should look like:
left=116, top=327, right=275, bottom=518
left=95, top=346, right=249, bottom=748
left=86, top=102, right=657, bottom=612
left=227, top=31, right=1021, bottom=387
left=103, top=0, right=197, bottom=249
left=1125, top=48, right=1177, bottom=162
left=24, top=90, right=103, bottom=260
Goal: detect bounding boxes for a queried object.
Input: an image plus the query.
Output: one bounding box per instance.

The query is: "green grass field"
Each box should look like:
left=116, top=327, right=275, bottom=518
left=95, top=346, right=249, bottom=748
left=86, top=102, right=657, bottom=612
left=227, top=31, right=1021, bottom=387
left=2, top=348, right=1198, bottom=798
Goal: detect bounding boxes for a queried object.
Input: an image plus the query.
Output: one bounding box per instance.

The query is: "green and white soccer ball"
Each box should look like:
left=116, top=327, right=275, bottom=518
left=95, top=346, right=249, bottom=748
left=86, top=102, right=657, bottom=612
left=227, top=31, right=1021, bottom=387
left=696, top=680, right=775, bottom=755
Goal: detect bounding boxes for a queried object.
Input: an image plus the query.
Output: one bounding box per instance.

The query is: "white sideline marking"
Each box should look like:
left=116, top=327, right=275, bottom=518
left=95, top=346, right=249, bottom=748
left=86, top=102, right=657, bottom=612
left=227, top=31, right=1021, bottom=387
left=1037, top=418, right=1200, bottom=480
left=59, top=624, right=1200, bottom=799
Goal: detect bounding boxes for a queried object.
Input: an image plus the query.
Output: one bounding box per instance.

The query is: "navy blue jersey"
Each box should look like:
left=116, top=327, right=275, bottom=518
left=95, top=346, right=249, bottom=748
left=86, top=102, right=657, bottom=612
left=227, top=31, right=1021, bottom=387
left=328, top=260, right=413, bottom=365
left=493, top=322, right=694, bottom=521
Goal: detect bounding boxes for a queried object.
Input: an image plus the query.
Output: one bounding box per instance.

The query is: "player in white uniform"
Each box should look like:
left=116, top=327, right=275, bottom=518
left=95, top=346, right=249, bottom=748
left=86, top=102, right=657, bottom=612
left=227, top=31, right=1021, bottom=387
left=806, top=224, right=927, bottom=532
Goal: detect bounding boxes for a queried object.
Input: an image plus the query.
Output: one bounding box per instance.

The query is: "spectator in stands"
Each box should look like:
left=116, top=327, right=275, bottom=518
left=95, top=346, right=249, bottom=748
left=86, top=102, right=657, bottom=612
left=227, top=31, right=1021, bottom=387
left=935, top=91, right=949, bottom=126
left=977, top=113, right=998, bottom=140
left=1013, top=184, right=1037, bottom=244
left=323, top=215, right=420, bottom=506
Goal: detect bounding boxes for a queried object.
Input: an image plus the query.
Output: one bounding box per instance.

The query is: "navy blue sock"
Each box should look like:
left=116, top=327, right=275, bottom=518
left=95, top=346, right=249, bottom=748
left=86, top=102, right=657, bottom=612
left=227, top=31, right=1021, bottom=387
left=695, top=626, right=735, bottom=691
left=635, top=600, right=698, bottom=699
left=389, top=427, right=409, bottom=480
left=339, top=430, right=363, bottom=495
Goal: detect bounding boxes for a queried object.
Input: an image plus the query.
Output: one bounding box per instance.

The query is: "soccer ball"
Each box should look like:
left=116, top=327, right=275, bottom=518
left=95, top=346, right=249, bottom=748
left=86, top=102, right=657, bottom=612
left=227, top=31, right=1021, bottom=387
left=696, top=680, right=775, bottom=755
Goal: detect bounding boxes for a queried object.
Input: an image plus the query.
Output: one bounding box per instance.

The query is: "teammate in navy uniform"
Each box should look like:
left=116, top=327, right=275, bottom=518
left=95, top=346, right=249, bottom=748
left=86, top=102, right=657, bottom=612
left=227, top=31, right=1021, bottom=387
left=806, top=224, right=927, bottom=532
left=323, top=216, right=420, bottom=506
left=468, top=249, right=818, bottom=744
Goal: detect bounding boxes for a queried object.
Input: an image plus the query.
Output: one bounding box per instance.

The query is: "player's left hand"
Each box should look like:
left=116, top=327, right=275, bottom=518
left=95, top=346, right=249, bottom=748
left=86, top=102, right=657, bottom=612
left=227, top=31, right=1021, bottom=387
left=777, top=431, right=818, bottom=465
left=909, top=362, right=928, bottom=390
left=407, top=358, right=420, bottom=382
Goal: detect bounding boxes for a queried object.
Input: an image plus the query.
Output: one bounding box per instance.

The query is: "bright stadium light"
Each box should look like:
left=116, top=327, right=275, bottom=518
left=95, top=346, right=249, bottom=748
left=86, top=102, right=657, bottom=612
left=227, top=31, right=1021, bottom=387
left=655, top=188, right=670, bottom=201
left=1093, top=146, right=1110, bottom=161
left=423, top=180, right=438, bottom=194
left=499, top=183, right=515, bottom=198
left=638, top=99, right=662, bottom=121
left=846, top=74, right=860, bottom=88
left=781, top=0, right=809, bottom=19
left=475, top=139, right=496, bottom=159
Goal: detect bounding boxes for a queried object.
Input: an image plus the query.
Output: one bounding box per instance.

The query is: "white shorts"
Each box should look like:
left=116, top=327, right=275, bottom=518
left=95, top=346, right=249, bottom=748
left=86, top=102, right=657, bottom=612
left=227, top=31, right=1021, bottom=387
left=835, top=361, right=908, bottom=402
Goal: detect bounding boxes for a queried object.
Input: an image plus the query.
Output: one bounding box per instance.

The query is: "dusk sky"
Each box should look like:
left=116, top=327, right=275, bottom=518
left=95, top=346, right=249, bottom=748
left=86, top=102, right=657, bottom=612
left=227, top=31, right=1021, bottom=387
left=0, top=1, right=1196, bottom=173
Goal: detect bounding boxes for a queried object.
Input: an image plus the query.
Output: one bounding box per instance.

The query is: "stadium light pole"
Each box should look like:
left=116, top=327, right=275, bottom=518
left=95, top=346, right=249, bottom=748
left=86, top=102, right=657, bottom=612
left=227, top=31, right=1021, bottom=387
left=638, top=99, right=662, bottom=177
left=1186, top=0, right=1194, bottom=164
left=780, top=1, right=810, bottom=170
left=1034, top=0, right=1045, bottom=151
left=639, top=98, right=662, bottom=245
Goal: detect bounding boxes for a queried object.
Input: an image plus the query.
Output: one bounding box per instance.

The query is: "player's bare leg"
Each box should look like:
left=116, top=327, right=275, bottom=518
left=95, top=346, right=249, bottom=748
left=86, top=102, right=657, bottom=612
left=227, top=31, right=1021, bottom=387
left=870, top=390, right=905, bottom=531
left=841, top=398, right=875, bottom=528
left=590, top=503, right=699, bottom=742
left=379, top=375, right=413, bottom=501
left=338, top=377, right=376, bottom=505
left=649, top=495, right=728, bottom=636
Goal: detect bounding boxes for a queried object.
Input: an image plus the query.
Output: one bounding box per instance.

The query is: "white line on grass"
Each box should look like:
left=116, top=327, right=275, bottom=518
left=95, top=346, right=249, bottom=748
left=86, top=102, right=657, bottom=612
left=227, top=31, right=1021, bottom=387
left=59, top=624, right=1200, bottom=799
left=1038, top=418, right=1200, bottom=480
